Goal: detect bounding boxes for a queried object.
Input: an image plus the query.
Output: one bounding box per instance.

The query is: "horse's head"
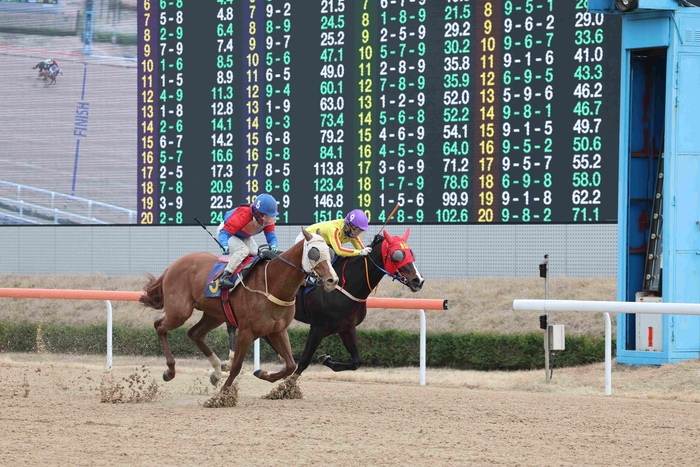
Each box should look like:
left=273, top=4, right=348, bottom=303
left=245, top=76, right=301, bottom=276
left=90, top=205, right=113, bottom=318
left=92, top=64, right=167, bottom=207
left=301, top=227, right=338, bottom=292
left=377, top=229, right=424, bottom=292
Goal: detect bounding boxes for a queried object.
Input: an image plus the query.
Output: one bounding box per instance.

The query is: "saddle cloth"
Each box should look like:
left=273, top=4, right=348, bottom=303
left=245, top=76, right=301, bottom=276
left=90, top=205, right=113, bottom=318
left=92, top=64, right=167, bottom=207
left=204, top=255, right=255, bottom=298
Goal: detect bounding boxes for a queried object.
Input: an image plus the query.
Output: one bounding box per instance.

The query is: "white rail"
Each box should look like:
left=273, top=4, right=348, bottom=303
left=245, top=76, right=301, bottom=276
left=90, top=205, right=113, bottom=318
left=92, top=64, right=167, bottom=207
left=0, top=181, right=136, bottom=224
left=513, top=299, right=700, bottom=396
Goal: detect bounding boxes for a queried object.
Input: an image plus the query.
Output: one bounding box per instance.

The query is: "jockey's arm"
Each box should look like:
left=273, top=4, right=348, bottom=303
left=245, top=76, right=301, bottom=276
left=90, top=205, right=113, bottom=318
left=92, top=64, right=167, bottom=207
left=350, top=237, right=365, bottom=250
left=332, top=228, right=361, bottom=257
left=217, top=229, right=232, bottom=248
left=263, top=224, right=278, bottom=248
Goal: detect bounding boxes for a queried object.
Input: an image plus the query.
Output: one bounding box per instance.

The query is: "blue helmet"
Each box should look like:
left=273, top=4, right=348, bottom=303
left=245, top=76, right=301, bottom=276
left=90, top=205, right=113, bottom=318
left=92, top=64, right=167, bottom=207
left=252, top=194, right=278, bottom=217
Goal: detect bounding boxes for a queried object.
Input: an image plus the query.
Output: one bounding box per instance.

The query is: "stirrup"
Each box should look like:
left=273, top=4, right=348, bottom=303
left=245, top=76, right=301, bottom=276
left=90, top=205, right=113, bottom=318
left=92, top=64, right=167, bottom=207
left=219, top=271, right=235, bottom=289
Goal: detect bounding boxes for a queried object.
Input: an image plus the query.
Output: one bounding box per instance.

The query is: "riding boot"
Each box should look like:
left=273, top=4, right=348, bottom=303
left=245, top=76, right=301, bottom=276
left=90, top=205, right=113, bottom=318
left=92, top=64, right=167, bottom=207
left=219, top=270, right=235, bottom=289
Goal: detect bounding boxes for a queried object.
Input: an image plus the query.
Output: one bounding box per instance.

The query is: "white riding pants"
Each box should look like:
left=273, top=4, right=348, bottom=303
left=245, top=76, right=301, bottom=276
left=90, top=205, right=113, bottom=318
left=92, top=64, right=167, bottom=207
left=225, top=235, right=258, bottom=273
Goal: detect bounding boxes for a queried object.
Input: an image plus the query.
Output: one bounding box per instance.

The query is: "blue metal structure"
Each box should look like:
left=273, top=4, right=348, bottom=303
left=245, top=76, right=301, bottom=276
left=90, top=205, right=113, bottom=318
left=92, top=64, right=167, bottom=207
left=83, top=0, right=94, bottom=55
left=590, top=0, right=700, bottom=364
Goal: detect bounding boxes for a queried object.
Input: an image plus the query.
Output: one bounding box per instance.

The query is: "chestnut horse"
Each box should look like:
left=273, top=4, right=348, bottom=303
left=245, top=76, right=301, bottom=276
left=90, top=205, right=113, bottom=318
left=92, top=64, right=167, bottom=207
left=41, top=66, right=62, bottom=85
left=139, top=228, right=338, bottom=393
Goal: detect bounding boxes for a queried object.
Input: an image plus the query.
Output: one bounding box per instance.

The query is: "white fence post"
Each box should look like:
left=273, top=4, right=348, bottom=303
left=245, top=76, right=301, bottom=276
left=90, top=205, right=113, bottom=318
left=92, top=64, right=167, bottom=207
left=604, top=312, right=611, bottom=396
left=254, top=338, right=260, bottom=372
left=106, top=300, right=112, bottom=371
left=420, top=309, right=426, bottom=386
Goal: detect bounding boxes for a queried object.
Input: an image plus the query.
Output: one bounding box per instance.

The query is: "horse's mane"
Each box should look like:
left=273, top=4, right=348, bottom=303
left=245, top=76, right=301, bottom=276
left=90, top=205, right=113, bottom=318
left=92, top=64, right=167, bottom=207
left=370, top=234, right=385, bottom=248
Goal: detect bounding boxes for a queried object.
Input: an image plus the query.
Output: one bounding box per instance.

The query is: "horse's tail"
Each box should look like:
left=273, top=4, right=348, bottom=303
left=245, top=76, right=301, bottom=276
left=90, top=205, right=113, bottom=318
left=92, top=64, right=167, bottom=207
left=139, top=272, right=166, bottom=310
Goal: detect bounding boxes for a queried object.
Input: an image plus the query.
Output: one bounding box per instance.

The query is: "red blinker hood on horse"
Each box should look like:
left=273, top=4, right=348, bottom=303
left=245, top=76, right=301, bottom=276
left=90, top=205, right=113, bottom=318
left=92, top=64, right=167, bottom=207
left=381, top=228, right=414, bottom=275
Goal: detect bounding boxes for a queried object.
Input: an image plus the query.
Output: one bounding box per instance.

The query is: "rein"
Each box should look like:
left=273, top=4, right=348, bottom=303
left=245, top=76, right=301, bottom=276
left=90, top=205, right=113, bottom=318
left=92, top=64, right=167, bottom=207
left=334, top=246, right=406, bottom=302
left=266, top=246, right=321, bottom=282
left=367, top=252, right=408, bottom=286
left=335, top=257, right=373, bottom=302
left=238, top=261, right=295, bottom=307
left=267, top=251, right=303, bottom=272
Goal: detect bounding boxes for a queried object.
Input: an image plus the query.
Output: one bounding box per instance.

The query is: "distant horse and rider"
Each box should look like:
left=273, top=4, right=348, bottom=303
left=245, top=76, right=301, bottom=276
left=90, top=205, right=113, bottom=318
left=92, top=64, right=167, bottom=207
left=32, top=58, right=62, bottom=85
left=32, top=59, right=53, bottom=74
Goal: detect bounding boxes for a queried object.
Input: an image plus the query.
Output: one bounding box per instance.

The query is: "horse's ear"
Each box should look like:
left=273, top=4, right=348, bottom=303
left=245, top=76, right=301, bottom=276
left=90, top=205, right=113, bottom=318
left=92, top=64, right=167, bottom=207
left=316, top=228, right=322, bottom=236
left=402, top=228, right=411, bottom=241
left=301, top=227, right=313, bottom=241
left=383, top=229, right=392, bottom=243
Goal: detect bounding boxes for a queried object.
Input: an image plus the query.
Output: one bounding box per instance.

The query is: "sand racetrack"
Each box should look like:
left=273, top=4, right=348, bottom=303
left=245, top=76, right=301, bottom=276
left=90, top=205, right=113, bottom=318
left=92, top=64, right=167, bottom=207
left=1, top=353, right=699, bottom=466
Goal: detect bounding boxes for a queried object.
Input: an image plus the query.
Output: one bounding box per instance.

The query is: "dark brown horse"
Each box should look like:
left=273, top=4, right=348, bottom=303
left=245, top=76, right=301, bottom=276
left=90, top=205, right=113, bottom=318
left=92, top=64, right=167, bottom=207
left=139, top=228, right=338, bottom=392
left=32, top=61, right=51, bottom=75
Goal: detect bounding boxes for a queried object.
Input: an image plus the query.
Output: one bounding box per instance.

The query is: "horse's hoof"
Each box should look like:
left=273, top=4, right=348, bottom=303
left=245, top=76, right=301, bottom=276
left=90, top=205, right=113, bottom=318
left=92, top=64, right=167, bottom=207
left=317, top=354, right=331, bottom=365
left=210, top=373, right=220, bottom=386
left=162, top=371, right=171, bottom=382
left=221, top=362, right=230, bottom=372
left=253, top=369, right=264, bottom=378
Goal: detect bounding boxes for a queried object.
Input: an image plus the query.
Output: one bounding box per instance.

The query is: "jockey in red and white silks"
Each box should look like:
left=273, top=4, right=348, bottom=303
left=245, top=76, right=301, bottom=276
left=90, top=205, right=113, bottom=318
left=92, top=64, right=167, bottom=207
left=216, top=194, right=279, bottom=289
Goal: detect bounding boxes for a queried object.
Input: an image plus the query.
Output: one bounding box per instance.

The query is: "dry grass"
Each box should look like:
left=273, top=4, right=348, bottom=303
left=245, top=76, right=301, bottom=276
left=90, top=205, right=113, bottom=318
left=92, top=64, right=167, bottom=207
left=0, top=274, right=616, bottom=336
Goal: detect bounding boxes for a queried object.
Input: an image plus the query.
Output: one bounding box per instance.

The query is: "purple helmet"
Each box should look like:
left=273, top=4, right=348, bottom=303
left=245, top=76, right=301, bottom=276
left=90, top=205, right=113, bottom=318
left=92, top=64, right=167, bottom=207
left=344, top=209, right=369, bottom=230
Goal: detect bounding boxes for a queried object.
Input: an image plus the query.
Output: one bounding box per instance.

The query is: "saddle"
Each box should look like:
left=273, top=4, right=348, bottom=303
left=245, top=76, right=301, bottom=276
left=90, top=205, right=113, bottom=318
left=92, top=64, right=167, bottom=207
left=204, top=254, right=271, bottom=328
left=205, top=255, right=260, bottom=297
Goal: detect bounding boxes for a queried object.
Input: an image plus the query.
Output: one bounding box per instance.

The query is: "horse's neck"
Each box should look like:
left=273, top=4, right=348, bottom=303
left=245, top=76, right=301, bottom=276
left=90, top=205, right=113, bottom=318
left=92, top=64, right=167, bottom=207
left=339, top=244, right=385, bottom=297
left=268, top=242, right=305, bottom=297
left=366, top=242, right=388, bottom=288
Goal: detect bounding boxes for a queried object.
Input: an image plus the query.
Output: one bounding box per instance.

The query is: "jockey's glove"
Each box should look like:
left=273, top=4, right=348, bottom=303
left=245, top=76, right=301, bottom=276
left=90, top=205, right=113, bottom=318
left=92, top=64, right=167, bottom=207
left=359, top=247, right=372, bottom=256
left=221, top=246, right=229, bottom=255
left=270, top=245, right=279, bottom=253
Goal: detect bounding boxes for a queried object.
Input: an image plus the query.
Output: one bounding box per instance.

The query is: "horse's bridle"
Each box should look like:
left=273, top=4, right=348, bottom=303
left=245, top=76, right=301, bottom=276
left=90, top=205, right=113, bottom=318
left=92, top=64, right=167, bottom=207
left=266, top=236, right=329, bottom=282
left=301, top=236, right=333, bottom=282
left=367, top=252, right=411, bottom=287
left=333, top=250, right=412, bottom=303
left=239, top=236, right=331, bottom=306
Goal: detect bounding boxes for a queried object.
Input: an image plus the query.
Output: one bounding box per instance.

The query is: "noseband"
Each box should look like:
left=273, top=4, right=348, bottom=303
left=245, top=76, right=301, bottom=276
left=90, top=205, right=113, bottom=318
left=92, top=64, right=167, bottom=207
left=367, top=253, right=411, bottom=287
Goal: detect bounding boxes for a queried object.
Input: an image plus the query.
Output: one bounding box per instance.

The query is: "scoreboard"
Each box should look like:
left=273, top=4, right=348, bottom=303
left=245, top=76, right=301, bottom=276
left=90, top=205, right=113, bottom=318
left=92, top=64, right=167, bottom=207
left=137, top=0, right=621, bottom=226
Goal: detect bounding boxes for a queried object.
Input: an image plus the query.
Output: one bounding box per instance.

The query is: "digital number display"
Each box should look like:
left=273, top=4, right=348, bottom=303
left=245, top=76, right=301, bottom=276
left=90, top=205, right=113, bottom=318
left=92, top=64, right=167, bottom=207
left=136, top=0, right=621, bottom=225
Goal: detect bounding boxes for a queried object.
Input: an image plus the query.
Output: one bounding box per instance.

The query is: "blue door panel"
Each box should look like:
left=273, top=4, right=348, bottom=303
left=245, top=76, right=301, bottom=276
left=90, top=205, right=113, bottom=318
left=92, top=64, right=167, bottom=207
left=675, top=155, right=700, bottom=251
left=672, top=253, right=700, bottom=352
left=677, top=55, right=700, bottom=154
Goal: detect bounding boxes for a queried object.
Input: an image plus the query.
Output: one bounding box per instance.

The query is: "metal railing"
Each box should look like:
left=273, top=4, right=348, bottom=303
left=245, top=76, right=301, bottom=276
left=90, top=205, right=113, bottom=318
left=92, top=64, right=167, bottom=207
left=0, top=181, right=136, bottom=224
